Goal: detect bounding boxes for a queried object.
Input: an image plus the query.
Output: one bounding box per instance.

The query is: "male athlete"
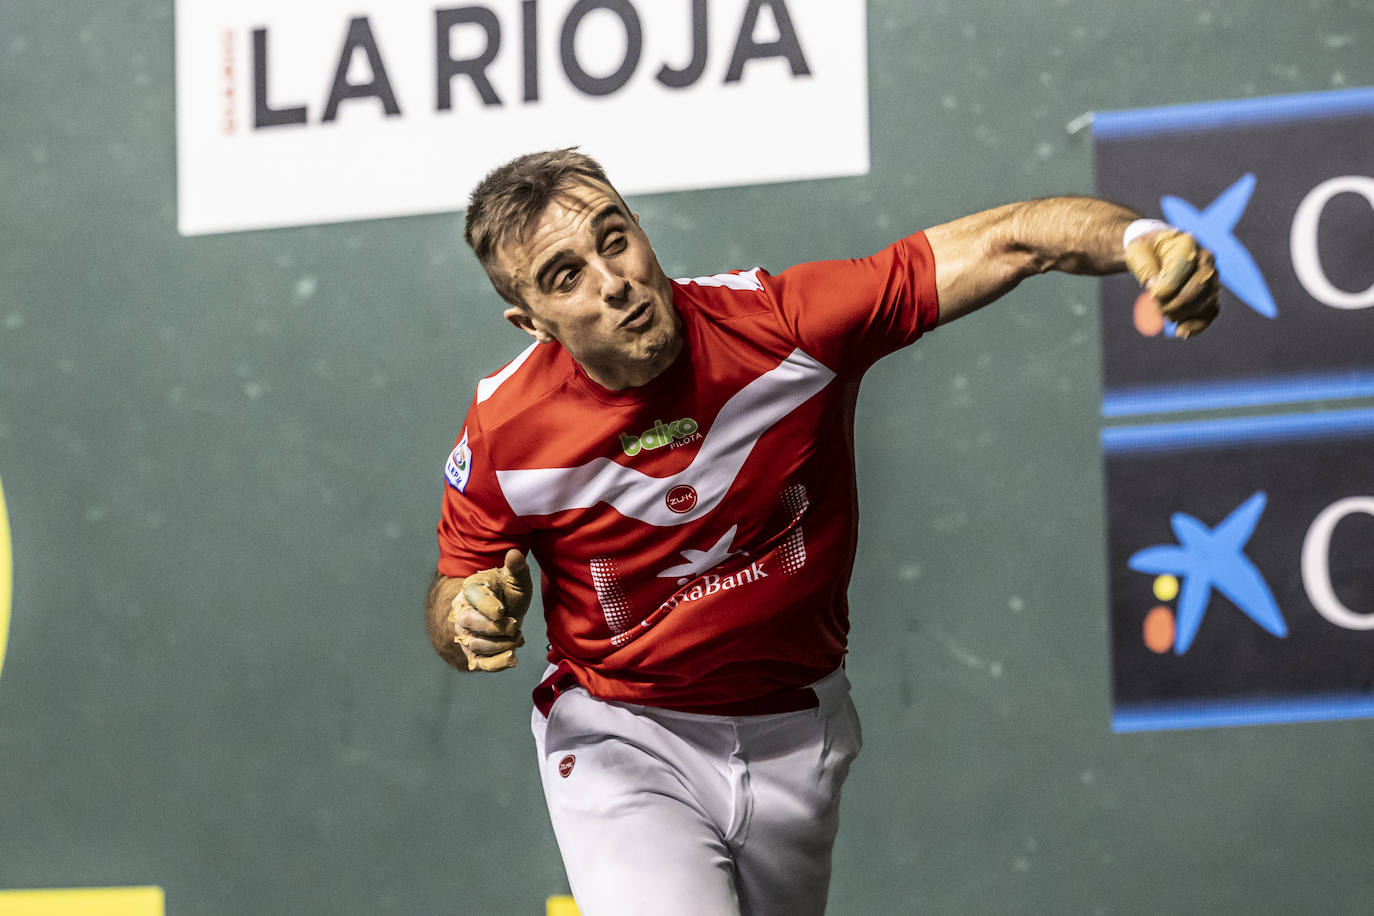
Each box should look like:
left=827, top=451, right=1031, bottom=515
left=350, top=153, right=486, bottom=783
left=426, top=149, right=1218, bottom=915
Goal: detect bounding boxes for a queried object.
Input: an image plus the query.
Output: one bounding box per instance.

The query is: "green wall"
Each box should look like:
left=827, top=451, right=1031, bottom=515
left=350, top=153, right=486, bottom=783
left=2, top=1, right=1372, bottom=913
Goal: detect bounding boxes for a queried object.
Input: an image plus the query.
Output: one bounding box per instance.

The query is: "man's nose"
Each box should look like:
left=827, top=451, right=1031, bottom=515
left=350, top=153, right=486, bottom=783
left=590, top=259, right=629, bottom=304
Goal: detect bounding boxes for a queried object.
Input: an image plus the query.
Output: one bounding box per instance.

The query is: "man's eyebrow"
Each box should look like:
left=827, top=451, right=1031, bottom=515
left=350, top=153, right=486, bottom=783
left=533, top=247, right=575, bottom=292
left=590, top=203, right=625, bottom=233
left=532, top=203, right=627, bottom=290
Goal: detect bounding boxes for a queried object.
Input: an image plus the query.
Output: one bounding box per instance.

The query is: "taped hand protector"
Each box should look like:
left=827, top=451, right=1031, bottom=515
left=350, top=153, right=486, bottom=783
left=1124, top=225, right=1221, bottom=339
left=450, top=549, right=533, bottom=672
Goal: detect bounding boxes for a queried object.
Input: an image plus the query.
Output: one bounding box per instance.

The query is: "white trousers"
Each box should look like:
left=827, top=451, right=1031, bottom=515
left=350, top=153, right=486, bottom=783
left=531, top=669, right=862, bottom=916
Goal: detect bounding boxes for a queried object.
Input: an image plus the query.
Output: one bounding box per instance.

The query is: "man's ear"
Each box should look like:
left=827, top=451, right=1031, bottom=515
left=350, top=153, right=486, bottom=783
left=504, top=305, right=555, bottom=343
left=633, top=212, right=641, bottom=225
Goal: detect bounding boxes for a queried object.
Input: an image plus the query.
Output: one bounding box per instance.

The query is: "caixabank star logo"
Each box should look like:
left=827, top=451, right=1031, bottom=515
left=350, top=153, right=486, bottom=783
left=1128, top=171, right=1276, bottom=340
left=1103, top=411, right=1374, bottom=731
left=1128, top=491, right=1287, bottom=657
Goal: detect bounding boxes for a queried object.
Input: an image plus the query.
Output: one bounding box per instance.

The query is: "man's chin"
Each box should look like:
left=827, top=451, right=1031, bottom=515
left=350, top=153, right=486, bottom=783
left=641, top=327, right=683, bottom=364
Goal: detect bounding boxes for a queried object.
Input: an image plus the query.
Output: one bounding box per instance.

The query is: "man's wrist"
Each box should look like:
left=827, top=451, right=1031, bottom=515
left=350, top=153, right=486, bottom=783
left=1123, top=218, right=1171, bottom=249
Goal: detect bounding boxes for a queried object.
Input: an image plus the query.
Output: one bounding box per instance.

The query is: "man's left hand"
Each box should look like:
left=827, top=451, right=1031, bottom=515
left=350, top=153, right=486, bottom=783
left=449, top=550, right=532, bottom=672
left=1126, top=228, right=1221, bottom=338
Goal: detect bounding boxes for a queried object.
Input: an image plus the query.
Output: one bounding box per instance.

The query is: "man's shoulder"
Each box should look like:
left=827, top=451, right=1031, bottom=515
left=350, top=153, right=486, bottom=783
left=671, top=266, right=782, bottom=326
left=672, top=266, right=770, bottom=295
left=468, top=342, right=570, bottom=417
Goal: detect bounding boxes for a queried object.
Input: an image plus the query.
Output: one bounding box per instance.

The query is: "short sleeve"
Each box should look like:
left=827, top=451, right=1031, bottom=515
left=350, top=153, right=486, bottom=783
left=762, top=231, right=940, bottom=372
left=435, top=402, right=530, bottom=579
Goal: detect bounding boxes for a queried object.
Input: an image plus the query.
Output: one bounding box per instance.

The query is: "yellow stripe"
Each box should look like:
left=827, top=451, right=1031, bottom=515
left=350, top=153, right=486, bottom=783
left=0, top=887, right=164, bottom=915
left=546, top=895, right=582, bottom=916
left=0, top=472, right=10, bottom=684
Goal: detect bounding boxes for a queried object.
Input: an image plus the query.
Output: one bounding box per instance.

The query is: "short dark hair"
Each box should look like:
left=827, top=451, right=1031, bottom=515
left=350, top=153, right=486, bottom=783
left=464, top=148, right=618, bottom=305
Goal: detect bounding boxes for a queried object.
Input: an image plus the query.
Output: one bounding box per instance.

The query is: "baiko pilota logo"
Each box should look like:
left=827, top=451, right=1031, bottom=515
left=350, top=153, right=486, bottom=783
left=620, top=417, right=700, bottom=457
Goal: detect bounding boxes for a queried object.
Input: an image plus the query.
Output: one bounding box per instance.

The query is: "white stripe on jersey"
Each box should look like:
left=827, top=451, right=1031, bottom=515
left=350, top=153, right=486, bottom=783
left=673, top=267, right=765, bottom=291
left=495, top=348, right=835, bottom=526
left=477, top=342, right=540, bottom=403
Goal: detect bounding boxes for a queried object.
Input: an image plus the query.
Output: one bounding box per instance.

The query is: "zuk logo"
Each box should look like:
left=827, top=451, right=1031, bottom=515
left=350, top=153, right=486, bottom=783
left=0, top=472, right=11, bottom=684
left=1160, top=172, right=1277, bottom=320
left=1127, top=491, right=1288, bottom=654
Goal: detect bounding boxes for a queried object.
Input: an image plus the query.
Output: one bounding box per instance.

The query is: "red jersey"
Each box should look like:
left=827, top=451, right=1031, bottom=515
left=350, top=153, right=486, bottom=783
left=437, top=232, right=939, bottom=710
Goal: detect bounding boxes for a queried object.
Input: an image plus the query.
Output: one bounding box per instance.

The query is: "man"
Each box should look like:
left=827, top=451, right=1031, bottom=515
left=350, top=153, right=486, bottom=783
left=426, top=148, right=1218, bottom=915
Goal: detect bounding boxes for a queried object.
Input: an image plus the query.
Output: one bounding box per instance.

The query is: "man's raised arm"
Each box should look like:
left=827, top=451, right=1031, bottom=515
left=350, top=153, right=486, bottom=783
left=924, top=196, right=1220, bottom=336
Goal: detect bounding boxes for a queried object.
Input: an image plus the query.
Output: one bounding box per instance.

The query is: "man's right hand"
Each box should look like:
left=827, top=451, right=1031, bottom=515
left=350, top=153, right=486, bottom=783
left=449, top=549, right=533, bottom=672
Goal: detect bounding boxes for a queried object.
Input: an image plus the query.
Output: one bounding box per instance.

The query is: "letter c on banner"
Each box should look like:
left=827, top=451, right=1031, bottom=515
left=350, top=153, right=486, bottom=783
left=1290, top=176, right=1374, bottom=310
left=0, top=472, right=11, bottom=683
left=1302, top=496, right=1374, bottom=630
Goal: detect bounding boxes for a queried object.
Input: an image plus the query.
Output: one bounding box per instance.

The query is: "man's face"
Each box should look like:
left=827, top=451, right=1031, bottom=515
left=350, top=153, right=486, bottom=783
left=496, top=180, right=681, bottom=391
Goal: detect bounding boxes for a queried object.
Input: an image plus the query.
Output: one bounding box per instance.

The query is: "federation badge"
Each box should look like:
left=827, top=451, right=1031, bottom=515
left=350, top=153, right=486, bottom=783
left=445, top=429, right=472, bottom=493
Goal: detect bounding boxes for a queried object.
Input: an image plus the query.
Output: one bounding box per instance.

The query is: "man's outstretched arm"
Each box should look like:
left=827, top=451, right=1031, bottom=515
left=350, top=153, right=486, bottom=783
left=924, top=197, right=1219, bottom=336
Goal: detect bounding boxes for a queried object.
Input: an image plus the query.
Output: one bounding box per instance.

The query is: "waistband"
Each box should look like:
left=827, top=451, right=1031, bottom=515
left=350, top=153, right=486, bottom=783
left=656, top=684, right=819, bottom=717
left=533, top=663, right=847, bottom=719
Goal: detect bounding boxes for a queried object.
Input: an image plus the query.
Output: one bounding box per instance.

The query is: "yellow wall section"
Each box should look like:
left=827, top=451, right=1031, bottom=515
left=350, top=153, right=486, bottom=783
left=0, top=887, right=164, bottom=915
left=0, top=473, right=10, bottom=683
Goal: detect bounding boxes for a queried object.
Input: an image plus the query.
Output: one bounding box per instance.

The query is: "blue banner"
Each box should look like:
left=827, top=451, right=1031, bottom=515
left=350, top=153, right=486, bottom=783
left=1096, top=88, right=1374, bottom=731
left=1095, top=87, right=1374, bottom=418
left=1102, top=410, right=1374, bottom=732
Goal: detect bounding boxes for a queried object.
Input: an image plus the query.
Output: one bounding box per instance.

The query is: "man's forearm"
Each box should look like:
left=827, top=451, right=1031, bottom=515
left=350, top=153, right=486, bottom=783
left=426, top=572, right=470, bottom=670
left=925, top=196, right=1141, bottom=325
left=999, top=196, right=1141, bottom=275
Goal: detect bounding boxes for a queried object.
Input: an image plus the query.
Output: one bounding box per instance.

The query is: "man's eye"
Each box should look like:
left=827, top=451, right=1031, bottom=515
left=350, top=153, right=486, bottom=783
left=555, top=268, right=580, bottom=291
left=603, top=233, right=627, bottom=254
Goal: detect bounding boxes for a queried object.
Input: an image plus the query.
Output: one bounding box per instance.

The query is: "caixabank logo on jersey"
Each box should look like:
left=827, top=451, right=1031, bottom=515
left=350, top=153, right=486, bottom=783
left=1102, top=411, right=1374, bottom=731
left=1095, top=87, right=1374, bottom=418
left=1095, top=88, right=1374, bottom=731
left=175, top=0, right=869, bottom=235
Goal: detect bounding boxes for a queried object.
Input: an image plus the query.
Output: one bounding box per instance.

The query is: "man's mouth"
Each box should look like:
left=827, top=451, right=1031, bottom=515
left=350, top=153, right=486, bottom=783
left=620, top=302, right=652, bottom=328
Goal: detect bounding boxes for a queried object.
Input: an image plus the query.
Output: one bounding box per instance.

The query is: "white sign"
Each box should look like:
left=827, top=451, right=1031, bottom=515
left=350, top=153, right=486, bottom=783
left=174, top=0, right=869, bottom=236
